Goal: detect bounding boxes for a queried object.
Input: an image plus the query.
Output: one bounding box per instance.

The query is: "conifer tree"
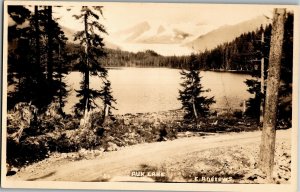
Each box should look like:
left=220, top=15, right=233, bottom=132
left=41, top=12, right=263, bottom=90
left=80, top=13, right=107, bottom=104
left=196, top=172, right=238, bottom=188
left=51, top=20, right=70, bottom=115
left=46, top=6, right=54, bottom=84
left=44, top=6, right=70, bottom=115
left=8, top=5, right=69, bottom=113
left=178, top=54, right=215, bottom=122
left=245, top=13, right=293, bottom=127
left=7, top=6, right=31, bottom=88
left=73, top=6, right=116, bottom=121
left=7, top=5, right=49, bottom=111
left=100, top=80, right=117, bottom=123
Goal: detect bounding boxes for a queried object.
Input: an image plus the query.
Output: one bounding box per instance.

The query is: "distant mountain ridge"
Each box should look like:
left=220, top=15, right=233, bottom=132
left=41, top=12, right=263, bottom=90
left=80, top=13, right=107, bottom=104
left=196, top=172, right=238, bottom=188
left=185, top=15, right=271, bottom=52
left=113, top=21, right=193, bottom=44
left=60, top=15, right=271, bottom=55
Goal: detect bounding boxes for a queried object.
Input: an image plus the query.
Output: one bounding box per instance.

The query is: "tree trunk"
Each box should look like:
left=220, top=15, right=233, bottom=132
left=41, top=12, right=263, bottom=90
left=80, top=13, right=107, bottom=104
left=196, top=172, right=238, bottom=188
left=46, top=6, right=53, bottom=83
left=102, top=105, right=109, bottom=125
left=57, top=43, right=64, bottom=116
left=192, top=97, right=198, bottom=120
left=259, top=32, right=265, bottom=125
left=81, top=9, right=90, bottom=128
left=259, top=8, right=286, bottom=181
left=34, top=6, right=40, bottom=68
left=84, top=11, right=90, bottom=111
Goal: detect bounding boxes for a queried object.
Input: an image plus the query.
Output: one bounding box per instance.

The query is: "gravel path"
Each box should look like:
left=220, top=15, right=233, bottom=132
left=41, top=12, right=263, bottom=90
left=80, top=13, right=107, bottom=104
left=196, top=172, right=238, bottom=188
left=8, top=129, right=291, bottom=183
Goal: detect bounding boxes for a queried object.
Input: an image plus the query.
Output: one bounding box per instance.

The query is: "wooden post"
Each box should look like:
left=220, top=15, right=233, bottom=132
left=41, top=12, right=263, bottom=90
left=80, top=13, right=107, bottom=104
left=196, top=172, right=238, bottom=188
left=259, top=32, right=265, bottom=124
left=259, top=8, right=286, bottom=181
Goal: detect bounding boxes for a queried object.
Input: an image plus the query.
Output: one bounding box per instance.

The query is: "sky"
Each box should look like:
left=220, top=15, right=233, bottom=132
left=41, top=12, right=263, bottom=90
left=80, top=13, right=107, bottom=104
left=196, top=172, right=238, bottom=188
left=9, top=3, right=275, bottom=55
left=53, top=3, right=273, bottom=34
left=55, top=3, right=274, bottom=55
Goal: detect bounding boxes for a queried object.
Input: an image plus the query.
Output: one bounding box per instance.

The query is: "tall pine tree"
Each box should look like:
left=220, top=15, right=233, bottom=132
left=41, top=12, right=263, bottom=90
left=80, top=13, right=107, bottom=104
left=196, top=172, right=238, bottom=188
left=73, top=6, right=116, bottom=123
left=8, top=5, right=70, bottom=114
left=45, top=6, right=70, bottom=115
left=178, top=54, right=215, bottom=122
left=7, top=5, right=50, bottom=111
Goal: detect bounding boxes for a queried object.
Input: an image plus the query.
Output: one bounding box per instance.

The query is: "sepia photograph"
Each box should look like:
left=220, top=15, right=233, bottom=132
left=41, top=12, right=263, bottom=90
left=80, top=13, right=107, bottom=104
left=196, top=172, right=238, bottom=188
left=1, top=1, right=299, bottom=191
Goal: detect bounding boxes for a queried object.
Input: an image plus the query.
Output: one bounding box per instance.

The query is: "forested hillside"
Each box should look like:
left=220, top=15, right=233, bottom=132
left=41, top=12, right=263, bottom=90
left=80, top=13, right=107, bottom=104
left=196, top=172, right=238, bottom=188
left=9, top=13, right=293, bottom=73
left=63, top=17, right=290, bottom=73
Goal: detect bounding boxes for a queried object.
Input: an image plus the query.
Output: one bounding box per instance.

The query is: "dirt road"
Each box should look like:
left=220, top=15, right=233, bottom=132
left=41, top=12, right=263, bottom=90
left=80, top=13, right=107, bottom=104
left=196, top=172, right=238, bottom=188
left=8, top=129, right=291, bottom=183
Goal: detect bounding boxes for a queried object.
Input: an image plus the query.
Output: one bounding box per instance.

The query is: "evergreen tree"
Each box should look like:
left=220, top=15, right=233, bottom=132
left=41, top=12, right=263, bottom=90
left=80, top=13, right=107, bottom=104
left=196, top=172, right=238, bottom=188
left=46, top=6, right=54, bottom=84
left=244, top=25, right=270, bottom=120
left=51, top=20, right=70, bottom=115
left=7, top=5, right=49, bottom=111
left=100, top=80, right=117, bottom=123
left=178, top=54, right=215, bottom=122
left=44, top=6, right=70, bottom=115
left=73, top=6, right=116, bottom=120
left=8, top=6, right=70, bottom=113
left=7, top=5, right=31, bottom=87
left=245, top=13, right=293, bottom=127
left=277, top=12, right=293, bottom=127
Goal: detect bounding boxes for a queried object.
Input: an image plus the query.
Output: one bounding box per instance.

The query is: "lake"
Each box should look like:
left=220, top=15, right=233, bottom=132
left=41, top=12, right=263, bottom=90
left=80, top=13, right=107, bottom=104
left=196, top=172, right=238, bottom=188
left=64, top=68, right=253, bottom=115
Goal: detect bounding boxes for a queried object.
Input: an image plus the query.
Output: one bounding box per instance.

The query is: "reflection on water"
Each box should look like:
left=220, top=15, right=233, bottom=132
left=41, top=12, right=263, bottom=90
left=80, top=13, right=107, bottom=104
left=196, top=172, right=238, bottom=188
left=64, top=68, right=253, bottom=115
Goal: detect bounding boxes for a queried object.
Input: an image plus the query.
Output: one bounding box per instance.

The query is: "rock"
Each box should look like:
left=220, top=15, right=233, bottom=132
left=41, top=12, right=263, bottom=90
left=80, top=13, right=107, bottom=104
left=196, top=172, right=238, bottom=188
left=255, top=176, right=266, bottom=183
left=124, top=119, right=130, bottom=126
left=6, top=166, right=18, bottom=176
left=97, top=147, right=105, bottom=152
left=247, top=174, right=258, bottom=181
left=79, top=148, right=89, bottom=157
left=185, top=131, right=193, bottom=137
left=106, top=142, right=118, bottom=152
left=93, top=150, right=103, bottom=156
left=246, top=169, right=266, bottom=183
left=282, top=152, right=291, bottom=158
left=154, top=121, right=160, bottom=128
left=11, top=167, right=19, bottom=172
left=61, top=153, right=68, bottom=158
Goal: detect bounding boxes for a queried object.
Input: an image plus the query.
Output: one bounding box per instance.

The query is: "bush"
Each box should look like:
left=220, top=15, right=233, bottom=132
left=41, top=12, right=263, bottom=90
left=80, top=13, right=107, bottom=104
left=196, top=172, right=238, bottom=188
left=6, top=105, right=181, bottom=168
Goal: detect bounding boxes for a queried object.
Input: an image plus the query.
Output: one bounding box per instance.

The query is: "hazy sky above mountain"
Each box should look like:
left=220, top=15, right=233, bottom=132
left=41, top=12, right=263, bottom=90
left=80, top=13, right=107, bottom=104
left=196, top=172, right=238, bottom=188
left=54, top=3, right=274, bottom=55
left=10, top=3, right=276, bottom=55
left=54, top=3, right=273, bottom=35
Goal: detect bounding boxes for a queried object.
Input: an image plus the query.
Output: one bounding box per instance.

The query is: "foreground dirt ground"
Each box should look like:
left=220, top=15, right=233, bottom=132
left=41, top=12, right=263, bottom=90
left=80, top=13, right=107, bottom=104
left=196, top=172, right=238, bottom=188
left=8, top=129, right=291, bottom=184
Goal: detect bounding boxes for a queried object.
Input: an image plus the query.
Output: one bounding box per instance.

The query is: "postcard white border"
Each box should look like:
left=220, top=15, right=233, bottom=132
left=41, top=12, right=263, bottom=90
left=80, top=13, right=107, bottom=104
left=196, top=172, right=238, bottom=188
left=1, top=1, right=299, bottom=191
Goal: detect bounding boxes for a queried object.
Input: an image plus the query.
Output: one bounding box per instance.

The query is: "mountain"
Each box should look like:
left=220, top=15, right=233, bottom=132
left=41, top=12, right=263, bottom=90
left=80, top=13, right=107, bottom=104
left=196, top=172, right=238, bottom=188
left=113, top=21, right=193, bottom=44
left=157, top=25, right=165, bottom=34
left=60, top=15, right=272, bottom=55
left=61, top=26, right=120, bottom=50
left=114, top=21, right=151, bottom=42
left=185, top=15, right=271, bottom=52
left=138, top=27, right=193, bottom=44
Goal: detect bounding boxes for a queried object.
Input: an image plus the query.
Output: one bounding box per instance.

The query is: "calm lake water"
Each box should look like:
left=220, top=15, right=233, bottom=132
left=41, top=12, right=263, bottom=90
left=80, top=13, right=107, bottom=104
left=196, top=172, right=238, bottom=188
left=64, top=68, right=253, bottom=115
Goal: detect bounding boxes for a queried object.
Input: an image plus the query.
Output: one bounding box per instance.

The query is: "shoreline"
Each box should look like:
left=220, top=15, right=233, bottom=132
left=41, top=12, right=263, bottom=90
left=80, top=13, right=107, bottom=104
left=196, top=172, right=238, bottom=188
left=69, top=66, right=253, bottom=75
